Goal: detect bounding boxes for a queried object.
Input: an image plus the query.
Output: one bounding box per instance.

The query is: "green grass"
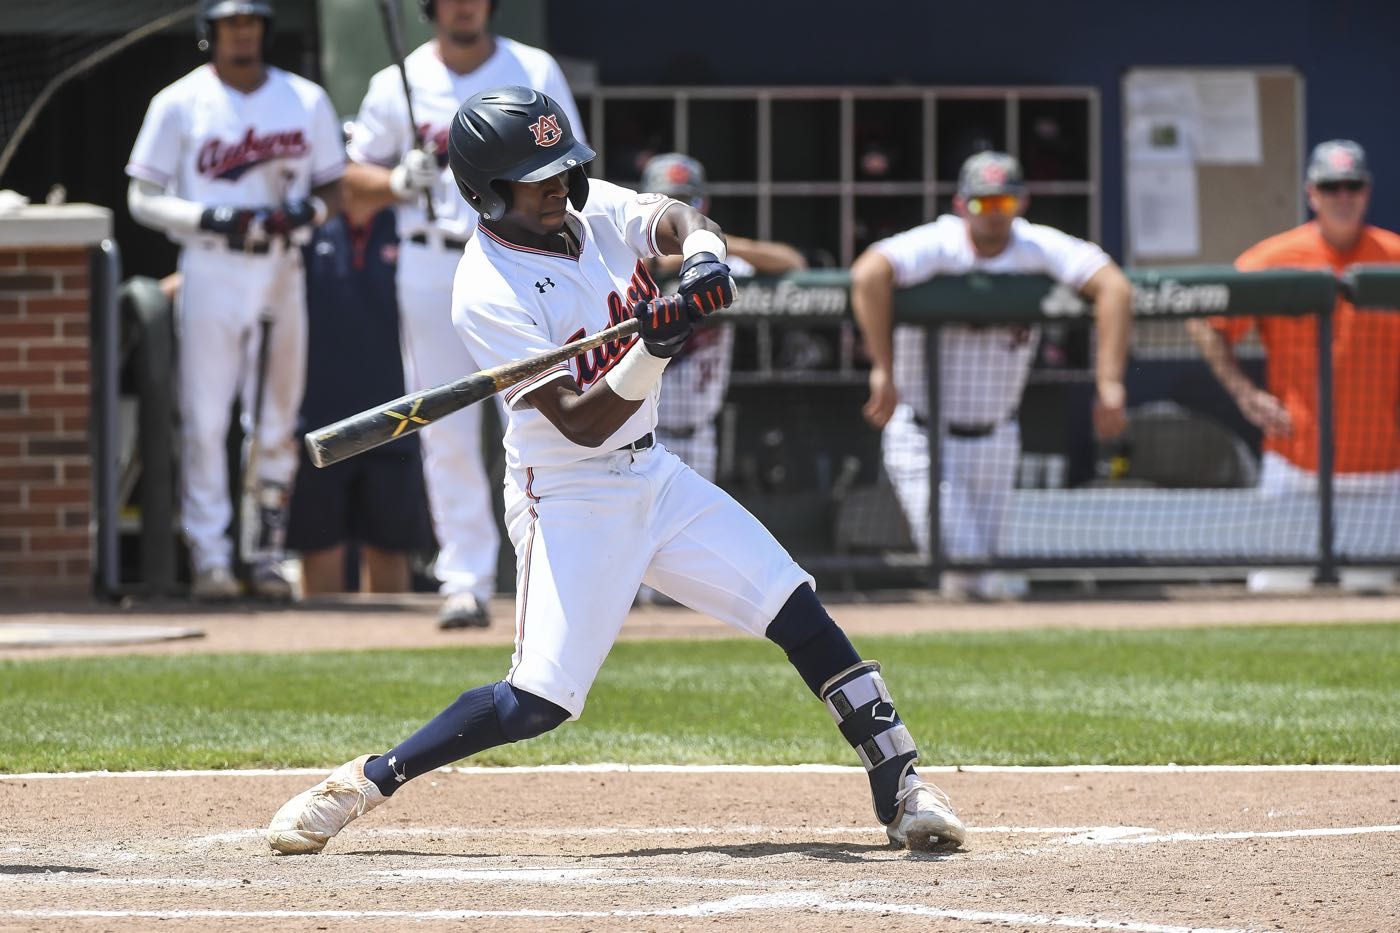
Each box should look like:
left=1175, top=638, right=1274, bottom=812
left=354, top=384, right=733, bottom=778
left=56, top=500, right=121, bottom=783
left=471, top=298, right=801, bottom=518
left=2, top=623, right=1398, bottom=772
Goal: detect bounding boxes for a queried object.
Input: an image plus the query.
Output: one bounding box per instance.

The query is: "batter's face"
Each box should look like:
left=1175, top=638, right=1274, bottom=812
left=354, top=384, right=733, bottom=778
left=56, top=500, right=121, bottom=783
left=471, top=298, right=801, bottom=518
left=1307, top=180, right=1369, bottom=242
left=213, top=14, right=264, bottom=67
left=436, top=0, right=491, bottom=46
left=500, top=172, right=571, bottom=236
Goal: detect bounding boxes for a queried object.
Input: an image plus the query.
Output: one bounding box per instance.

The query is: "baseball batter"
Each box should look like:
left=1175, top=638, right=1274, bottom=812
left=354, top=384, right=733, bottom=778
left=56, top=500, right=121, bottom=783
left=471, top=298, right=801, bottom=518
left=345, top=0, right=584, bottom=628
left=852, top=152, right=1131, bottom=600
left=267, top=86, right=965, bottom=855
left=126, top=0, right=344, bottom=599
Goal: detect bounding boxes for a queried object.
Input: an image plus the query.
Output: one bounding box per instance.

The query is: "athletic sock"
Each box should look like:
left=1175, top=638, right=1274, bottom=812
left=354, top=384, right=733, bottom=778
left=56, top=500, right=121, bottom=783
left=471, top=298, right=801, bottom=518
left=362, top=683, right=506, bottom=796
left=765, top=583, right=862, bottom=696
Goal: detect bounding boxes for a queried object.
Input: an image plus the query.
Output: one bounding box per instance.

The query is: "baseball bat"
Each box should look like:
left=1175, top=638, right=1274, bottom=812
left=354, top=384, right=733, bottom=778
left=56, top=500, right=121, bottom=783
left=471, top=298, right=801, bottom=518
left=305, top=315, right=645, bottom=468
left=376, top=0, right=436, bottom=222
left=239, top=314, right=274, bottom=563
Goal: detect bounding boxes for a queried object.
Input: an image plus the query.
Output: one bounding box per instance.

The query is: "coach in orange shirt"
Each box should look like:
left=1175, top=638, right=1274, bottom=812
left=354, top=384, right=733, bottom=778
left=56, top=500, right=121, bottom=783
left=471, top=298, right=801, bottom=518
left=1189, top=139, right=1400, bottom=593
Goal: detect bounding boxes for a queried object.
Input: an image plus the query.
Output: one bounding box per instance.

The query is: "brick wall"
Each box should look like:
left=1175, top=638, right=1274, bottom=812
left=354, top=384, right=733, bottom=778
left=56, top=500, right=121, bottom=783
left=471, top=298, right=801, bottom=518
left=0, top=245, right=93, bottom=599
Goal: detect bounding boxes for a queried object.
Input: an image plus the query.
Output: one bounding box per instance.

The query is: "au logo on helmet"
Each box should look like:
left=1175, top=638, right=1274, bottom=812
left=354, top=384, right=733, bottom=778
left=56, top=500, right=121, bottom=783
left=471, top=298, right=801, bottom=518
left=530, top=114, right=563, bottom=147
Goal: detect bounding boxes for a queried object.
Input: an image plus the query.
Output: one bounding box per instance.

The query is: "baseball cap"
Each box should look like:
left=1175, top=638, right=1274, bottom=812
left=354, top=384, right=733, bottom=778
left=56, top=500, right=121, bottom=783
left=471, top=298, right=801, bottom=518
left=957, top=151, right=1026, bottom=198
left=640, top=152, right=708, bottom=207
left=1306, top=140, right=1371, bottom=185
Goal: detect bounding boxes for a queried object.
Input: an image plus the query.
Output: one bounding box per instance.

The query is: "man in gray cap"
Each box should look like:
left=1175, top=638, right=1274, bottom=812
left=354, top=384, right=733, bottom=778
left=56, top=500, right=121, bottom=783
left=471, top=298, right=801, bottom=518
left=638, top=152, right=807, bottom=482
left=851, top=150, right=1133, bottom=600
left=1189, top=139, right=1400, bottom=594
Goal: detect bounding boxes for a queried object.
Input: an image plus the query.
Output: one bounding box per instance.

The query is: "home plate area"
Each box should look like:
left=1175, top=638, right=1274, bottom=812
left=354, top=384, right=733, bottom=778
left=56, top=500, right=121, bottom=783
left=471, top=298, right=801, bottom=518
left=1, top=767, right=1396, bottom=933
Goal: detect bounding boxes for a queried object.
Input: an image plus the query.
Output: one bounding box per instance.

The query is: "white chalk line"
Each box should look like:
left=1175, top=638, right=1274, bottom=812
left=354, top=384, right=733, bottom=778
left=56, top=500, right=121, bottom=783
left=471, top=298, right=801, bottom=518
left=0, top=895, right=1283, bottom=933
left=177, top=821, right=1400, bottom=850
left=5, top=762, right=1400, bottom=780
left=1078, top=824, right=1400, bottom=845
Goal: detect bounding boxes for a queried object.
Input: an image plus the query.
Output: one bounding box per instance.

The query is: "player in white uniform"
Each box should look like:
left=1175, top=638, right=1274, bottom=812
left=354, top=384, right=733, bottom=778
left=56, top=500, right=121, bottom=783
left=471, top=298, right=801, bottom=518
left=345, top=0, right=584, bottom=629
left=852, top=152, right=1132, bottom=600
left=267, top=86, right=966, bottom=856
left=126, top=0, right=344, bottom=600
left=640, top=153, right=807, bottom=482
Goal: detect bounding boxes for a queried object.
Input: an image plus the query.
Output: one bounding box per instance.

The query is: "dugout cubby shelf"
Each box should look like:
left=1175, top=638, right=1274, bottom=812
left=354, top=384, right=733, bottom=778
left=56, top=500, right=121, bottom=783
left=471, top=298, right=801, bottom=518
left=576, top=85, right=1101, bottom=269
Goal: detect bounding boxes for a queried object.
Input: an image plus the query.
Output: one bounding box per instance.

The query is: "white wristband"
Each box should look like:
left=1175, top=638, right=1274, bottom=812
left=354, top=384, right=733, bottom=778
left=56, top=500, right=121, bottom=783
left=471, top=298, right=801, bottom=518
left=308, top=195, right=328, bottom=226
left=604, top=342, right=671, bottom=401
left=682, top=229, right=726, bottom=262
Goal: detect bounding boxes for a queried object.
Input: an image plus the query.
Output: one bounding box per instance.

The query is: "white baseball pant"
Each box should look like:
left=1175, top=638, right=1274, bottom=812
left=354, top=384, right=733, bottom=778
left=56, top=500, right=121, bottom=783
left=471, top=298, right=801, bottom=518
left=175, top=245, right=306, bottom=573
left=501, top=444, right=814, bottom=718
left=881, top=403, right=1020, bottom=560
left=397, top=240, right=500, bottom=601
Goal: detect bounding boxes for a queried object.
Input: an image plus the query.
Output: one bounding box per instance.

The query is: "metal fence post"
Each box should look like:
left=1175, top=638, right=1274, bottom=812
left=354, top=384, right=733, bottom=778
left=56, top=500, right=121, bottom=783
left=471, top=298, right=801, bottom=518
left=925, top=325, right=942, bottom=589
left=1315, top=307, right=1338, bottom=584
left=90, top=240, right=122, bottom=599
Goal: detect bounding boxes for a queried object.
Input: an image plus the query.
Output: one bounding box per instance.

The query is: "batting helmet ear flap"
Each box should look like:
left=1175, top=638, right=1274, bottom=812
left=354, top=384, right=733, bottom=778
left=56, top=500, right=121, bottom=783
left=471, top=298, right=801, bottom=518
left=566, top=165, right=589, bottom=211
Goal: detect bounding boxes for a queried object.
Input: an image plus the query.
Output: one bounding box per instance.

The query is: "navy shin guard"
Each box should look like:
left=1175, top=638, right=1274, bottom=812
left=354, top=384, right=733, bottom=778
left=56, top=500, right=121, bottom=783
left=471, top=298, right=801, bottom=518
left=820, top=661, right=919, bottom=826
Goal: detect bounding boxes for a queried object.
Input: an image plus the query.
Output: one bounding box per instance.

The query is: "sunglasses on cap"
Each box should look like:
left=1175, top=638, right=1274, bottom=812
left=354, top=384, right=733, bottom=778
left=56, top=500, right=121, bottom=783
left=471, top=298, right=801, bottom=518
left=1315, top=180, right=1367, bottom=194
left=966, top=194, right=1022, bottom=216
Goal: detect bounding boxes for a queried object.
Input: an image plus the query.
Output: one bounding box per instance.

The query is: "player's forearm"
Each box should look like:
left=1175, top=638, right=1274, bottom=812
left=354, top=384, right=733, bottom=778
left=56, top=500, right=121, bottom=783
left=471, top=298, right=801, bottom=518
left=127, top=179, right=204, bottom=235
left=850, top=251, right=897, bottom=372
left=727, top=235, right=807, bottom=274
left=523, top=374, right=650, bottom=449
left=1185, top=319, right=1255, bottom=399
left=343, top=162, right=402, bottom=215
left=1087, top=266, right=1132, bottom=388
left=654, top=204, right=724, bottom=257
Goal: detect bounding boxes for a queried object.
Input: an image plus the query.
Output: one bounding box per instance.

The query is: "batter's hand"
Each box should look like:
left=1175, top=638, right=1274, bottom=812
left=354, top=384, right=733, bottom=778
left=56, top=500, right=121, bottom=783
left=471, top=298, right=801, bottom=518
left=634, top=295, right=692, bottom=358
left=1236, top=386, right=1293, bottom=437
left=390, top=148, right=438, bottom=200
left=1092, top=379, right=1128, bottom=439
left=678, top=252, right=737, bottom=317
left=864, top=365, right=898, bottom=428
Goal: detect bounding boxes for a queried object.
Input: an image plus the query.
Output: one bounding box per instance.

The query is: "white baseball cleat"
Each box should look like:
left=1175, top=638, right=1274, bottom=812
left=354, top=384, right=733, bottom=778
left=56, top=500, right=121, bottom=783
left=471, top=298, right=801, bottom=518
left=191, top=566, right=240, bottom=601
left=886, top=774, right=967, bottom=851
left=267, top=754, right=385, bottom=854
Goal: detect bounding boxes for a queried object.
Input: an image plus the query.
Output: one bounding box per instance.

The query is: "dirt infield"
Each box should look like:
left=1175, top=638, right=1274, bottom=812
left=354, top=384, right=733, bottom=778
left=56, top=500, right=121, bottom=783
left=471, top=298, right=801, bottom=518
left=3, top=593, right=1398, bottom=931
left=3, top=590, right=1399, bottom=659
left=2, top=766, right=1398, bottom=932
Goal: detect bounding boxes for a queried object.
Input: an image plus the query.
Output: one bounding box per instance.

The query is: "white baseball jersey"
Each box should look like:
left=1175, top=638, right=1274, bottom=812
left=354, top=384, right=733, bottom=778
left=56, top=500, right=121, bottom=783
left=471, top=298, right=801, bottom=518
left=126, top=64, right=344, bottom=246
left=874, top=215, right=1109, bottom=424
left=452, top=182, right=677, bottom=471
left=349, top=39, right=584, bottom=241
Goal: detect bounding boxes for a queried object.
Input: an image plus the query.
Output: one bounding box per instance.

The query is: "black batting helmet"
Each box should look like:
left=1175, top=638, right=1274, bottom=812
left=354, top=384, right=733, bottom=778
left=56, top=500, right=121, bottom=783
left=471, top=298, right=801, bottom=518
left=419, top=0, right=497, bottom=22
left=448, top=85, right=594, bottom=221
left=196, top=0, right=274, bottom=51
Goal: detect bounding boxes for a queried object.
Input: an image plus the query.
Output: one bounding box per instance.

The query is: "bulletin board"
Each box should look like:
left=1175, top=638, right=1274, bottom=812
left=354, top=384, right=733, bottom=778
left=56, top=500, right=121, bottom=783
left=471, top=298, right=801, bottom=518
left=1122, top=67, right=1304, bottom=267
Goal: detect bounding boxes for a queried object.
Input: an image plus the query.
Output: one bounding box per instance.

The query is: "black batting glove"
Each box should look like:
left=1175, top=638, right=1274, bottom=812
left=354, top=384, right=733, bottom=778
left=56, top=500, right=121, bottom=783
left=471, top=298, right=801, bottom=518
left=199, top=206, right=256, bottom=238
left=678, top=252, right=736, bottom=318
left=263, top=199, right=317, bottom=237
left=634, top=295, right=693, bottom=358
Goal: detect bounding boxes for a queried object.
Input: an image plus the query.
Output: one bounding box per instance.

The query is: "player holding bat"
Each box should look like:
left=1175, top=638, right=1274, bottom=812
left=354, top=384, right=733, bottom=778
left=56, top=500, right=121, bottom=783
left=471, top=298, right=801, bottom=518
left=125, top=0, right=343, bottom=600
left=268, top=86, right=966, bottom=857
left=346, top=0, right=584, bottom=629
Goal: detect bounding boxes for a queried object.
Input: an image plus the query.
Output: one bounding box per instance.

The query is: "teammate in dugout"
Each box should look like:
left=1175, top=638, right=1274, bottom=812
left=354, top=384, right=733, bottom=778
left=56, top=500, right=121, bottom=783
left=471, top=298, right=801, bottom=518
left=1188, top=140, right=1400, bottom=594
left=851, top=152, right=1132, bottom=601
left=345, top=0, right=585, bottom=629
left=125, top=0, right=344, bottom=600
left=639, top=153, right=808, bottom=482
left=267, top=86, right=966, bottom=855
